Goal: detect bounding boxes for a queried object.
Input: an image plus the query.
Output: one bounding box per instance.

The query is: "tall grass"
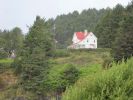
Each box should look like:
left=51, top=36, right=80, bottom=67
left=0, top=58, right=13, bottom=64
left=62, top=58, right=133, bottom=100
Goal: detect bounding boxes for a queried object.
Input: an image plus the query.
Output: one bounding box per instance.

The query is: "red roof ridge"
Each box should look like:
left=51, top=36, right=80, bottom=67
left=75, top=32, right=90, bottom=40
left=71, top=32, right=90, bottom=46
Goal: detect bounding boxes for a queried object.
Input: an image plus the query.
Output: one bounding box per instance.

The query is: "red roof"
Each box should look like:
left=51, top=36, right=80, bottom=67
left=76, top=32, right=89, bottom=41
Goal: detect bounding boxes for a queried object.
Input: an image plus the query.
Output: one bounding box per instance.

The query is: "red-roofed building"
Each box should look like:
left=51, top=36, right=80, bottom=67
left=68, top=30, right=97, bottom=49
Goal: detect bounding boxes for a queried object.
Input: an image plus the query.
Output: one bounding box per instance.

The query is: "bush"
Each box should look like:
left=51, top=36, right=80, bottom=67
left=0, top=59, right=13, bottom=73
left=102, top=57, right=113, bottom=69
left=44, top=64, right=79, bottom=94
left=0, top=51, right=8, bottom=59
left=53, top=49, right=70, bottom=57
left=62, top=58, right=133, bottom=100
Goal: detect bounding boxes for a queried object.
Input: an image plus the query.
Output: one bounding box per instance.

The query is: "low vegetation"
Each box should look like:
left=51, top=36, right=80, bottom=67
left=62, top=58, right=133, bottom=100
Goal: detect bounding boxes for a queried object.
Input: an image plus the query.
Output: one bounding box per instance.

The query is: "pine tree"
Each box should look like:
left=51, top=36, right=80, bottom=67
left=112, top=15, right=133, bottom=62
left=94, top=4, right=125, bottom=48
left=13, top=16, right=53, bottom=95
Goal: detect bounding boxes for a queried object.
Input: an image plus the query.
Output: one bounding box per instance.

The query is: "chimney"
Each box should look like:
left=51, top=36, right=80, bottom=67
left=84, top=30, right=88, bottom=35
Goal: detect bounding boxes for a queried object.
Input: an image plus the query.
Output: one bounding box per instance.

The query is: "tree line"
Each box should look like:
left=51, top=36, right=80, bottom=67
left=0, top=27, right=24, bottom=58
left=48, top=1, right=133, bottom=62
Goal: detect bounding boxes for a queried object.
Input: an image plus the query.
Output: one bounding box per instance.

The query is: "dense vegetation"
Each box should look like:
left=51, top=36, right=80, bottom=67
left=48, top=9, right=107, bottom=48
left=62, top=58, right=133, bottom=100
left=0, top=27, right=24, bottom=59
left=0, top=1, right=133, bottom=100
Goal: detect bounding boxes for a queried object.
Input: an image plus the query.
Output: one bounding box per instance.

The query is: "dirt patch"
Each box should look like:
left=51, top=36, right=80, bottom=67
left=0, top=70, right=17, bottom=91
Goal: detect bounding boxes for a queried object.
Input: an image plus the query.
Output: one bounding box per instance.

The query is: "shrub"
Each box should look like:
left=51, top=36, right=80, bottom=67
left=62, top=58, right=133, bottom=100
left=0, top=59, right=13, bottom=73
left=102, top=57, right=113, bottom=69
left=44, top=64, right=79, bottom=94
left=0, top=51, right=8, bottom=59
left=53, top=49, right=70, bottom=57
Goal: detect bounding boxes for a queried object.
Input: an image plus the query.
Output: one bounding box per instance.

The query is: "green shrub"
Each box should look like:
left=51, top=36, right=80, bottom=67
left=62, top=58, right=133, bottom=100
left=0, top=51, right=8, bottom=59
left=0, top=59, right=13, bottom=73
left=44, top=64, right=79, bottom=94
left=53, top=49, right=70, bottom=57
left=102, top=57, right=113, bottom=69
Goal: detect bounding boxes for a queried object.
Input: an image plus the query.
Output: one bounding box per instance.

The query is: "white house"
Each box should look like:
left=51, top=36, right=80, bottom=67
left=68, top=30, right=97, bottom=49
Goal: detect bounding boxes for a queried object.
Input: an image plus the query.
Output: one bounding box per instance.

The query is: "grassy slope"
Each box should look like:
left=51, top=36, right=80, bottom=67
left=0, top=49, right=111, bottom=99
left=51, top=49, right=110, bottom=77
left=62, top=58, right=133, bottom=100
left=46, top=49, right=111, bottom=97
left=53, top=49, right=110, bottom=66
left=0, top=59, right=36, bottom=100
left=0, top=58, right=13, bottom=64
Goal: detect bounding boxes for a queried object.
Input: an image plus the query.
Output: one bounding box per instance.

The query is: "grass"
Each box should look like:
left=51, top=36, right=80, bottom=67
left=0, top=49, right=111, bottom=99
left=0, top=58, right=14, bottom=64
left=47, top=49, right=110, bottom=99
left=79, top=64, right=102, bottom=77
left=52, top=49, right=111, bottom=67
left=62, top=58, right=133, bottom=100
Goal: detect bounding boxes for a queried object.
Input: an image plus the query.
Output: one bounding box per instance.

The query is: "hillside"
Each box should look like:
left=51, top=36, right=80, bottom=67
left=62, top=57, right=133, bottom=100
left=0, top=49, right=111, bottom=99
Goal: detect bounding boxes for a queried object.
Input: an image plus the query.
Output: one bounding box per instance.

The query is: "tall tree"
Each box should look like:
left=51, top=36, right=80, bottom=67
left=13, top=16, right=53, bottom=96
left=112, top=15, right=133, bottom=62
left=0, top=28, right=24, bottom=58
left=94, top=4, right=125, bottom=48
left=10, top=27, right=24, bottom=52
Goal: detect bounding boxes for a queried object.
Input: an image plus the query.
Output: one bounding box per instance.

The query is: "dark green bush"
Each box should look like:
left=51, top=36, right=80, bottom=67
left=102, top=57, right=113, bottom=69
left=44, top=64, right=79, bottom=94
left=0, top=51, right=8, bottom=59
left=53, top=49, right=70, bottom=57
left=61, top=65, right=79, bottom=86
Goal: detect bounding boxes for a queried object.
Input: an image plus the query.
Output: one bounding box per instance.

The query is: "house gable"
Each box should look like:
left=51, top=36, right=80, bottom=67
left=69, top=31, right=97, bottom=49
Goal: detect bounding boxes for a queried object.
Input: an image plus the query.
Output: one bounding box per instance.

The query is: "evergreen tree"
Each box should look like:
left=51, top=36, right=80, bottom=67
left=112, top=16, right=133, bottom=62
left=13, top=16, right=53, bottom=95
left=94, top=4, right=125, bottom=48
left=10, top=27, right=24, bottom=52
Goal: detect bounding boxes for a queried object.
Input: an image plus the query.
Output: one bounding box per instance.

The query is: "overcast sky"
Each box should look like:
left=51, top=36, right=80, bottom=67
left=0, top=0, right=131, bottom=33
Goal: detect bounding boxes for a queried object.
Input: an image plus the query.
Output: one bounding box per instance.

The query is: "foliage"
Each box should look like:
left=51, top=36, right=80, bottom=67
left=48, top=9, right=107, bottom=48
left=53, top=49, right=70, bottom=57
left=94, top=4, right=125, bottom=48
left=0, top=50, right=8, bottom=59
left=44, top=64, right=79, bottom=94
left=0, top=59, right=13, bottom=64
left=0, top=59, right=13, bottom=73
left=62, top=57, right=133, bottom=100
left=13, top=16, right=53, bottom=95
left=102, top=54, right=113, bottom=69
left=0, top=27, right=24, bottom=58
left=112, top=15, right=133, bottom=62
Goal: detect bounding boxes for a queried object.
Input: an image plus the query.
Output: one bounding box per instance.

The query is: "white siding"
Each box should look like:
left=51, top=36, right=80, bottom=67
left=72, top=32, right=97, bottom=49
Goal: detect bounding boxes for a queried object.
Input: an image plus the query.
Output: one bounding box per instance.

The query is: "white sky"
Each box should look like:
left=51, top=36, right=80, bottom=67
left=0, top=0, right=131, bottom=33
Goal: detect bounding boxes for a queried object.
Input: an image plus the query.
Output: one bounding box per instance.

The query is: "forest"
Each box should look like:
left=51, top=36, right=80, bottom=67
left=0, top=1, right=133, bottom=100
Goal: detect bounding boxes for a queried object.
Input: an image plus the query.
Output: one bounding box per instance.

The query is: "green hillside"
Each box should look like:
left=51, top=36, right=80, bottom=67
left=62, top=57, right=133, bottom=100
left=0, top=49, right=111, bottom=99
